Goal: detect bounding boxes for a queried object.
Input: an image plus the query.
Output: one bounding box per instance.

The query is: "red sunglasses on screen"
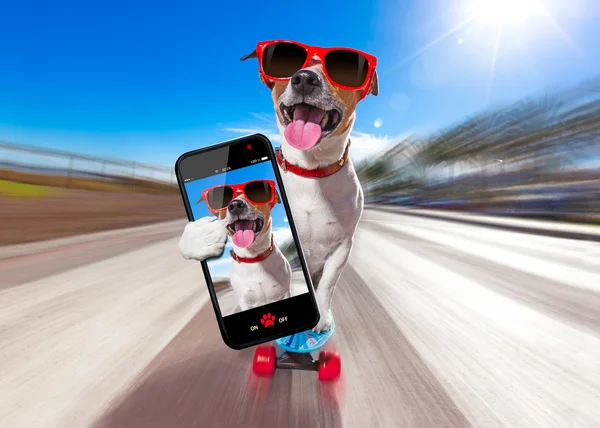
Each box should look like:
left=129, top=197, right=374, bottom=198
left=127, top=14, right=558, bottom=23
left=196, top=180, right=277, bottom=215
left=241, top=40, right=378, bottom=100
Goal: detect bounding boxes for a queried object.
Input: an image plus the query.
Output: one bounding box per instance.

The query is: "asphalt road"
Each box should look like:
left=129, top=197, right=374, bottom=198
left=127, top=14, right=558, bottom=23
left=1, top=209, right=599, bottom=428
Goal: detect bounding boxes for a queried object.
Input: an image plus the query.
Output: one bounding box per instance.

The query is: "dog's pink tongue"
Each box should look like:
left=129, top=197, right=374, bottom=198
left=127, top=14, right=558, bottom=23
left=232, top=220, right=255, bottom=248
left=232, top=230, right=255, bottom=248
left=284, top=104, right=326, bottom=150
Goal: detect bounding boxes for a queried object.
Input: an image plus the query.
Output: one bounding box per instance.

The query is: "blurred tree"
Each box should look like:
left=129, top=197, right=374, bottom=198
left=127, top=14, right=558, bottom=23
left=357, top=74, right=600, bottom=215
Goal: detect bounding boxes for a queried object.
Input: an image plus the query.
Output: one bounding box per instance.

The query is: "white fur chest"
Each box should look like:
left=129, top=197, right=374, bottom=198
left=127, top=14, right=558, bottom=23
left=280, top=161, right=364, bottom=272
left=229, top=246, right=291, bottom=309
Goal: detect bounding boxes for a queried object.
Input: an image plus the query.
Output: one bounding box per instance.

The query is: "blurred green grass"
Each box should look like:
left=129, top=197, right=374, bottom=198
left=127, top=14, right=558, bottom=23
left=0, top=179, right=60, bottom=198
left=0, top=168, right=177, bottom=194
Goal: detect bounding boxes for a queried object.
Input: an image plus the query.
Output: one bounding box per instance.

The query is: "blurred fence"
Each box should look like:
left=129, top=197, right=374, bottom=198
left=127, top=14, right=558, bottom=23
left=0, top=141, right=177, bottom=194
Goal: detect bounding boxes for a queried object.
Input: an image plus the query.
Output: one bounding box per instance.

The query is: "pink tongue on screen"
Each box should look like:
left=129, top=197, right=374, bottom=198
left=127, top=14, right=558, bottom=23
left=232, top=220, right=255, bottom=248
left=284, top=105, right=326, bottom=150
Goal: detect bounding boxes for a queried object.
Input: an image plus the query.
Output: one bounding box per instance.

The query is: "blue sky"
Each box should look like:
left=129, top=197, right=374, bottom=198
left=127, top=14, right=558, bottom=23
left=184, top=161, right=295, bottom=279
left=2, top=0, right=600, bottom=166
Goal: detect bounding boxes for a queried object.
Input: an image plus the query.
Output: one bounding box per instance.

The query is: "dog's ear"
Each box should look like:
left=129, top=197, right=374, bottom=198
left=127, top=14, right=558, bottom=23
left=239, top=49, right=266, bottom=84
left=368, top=70, right=379, bottom=97
left=240, top=49, right=258, bottom=62
left=275, top=189, right=281, bottom=204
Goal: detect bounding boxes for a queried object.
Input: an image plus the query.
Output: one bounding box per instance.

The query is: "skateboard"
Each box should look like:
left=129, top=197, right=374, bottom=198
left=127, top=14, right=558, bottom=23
left=252, top=312, right=341, bottom=381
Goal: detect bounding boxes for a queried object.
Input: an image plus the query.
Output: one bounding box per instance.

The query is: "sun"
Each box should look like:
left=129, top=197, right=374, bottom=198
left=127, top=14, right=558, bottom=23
left=469, top=0, right=545, bottom=23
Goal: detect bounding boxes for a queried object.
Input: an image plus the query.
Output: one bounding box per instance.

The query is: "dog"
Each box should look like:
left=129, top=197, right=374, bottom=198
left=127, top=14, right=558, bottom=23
left=221, top=189, right=291, bottom=311
left=185, top=182, right=292, bottom=312
left=179, top=41, right=378, bottom=332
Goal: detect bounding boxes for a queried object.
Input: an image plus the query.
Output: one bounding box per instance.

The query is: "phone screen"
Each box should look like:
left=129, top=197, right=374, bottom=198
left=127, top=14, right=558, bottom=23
left=176, top=134, right=319, bottom=348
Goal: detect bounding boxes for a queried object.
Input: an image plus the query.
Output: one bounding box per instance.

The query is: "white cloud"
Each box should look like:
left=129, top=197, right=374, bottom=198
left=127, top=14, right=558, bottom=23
left=249, top=112, right=276, bottom=124
left=283, top=216, right=288, bottom=222
left=224, top=114, right=281, bottom=144
left=374, top=118, right=384, bottom=128
left=349, top=131, right=402, bottom=163
left=272, top=227, right=293, bottom=247
left=224, top=127, right=281, bottom=143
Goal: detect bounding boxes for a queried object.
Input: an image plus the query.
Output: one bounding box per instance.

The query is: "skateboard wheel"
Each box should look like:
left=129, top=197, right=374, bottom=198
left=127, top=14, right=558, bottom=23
left=317, top=350, right=341, bottom=381
left=252, top=345, right=276, bottom=376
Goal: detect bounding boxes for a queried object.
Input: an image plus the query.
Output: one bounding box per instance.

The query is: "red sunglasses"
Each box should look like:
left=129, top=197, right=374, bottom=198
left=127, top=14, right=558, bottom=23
left=197, top=180, right=277, bottom=215
left=242, top=40, right=378, bottom=100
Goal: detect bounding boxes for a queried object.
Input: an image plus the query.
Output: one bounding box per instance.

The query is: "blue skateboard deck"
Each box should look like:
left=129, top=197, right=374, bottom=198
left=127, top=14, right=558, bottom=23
left=275, top=312, right=335, bottom=353
left=252, top=312, right=340, bottom=378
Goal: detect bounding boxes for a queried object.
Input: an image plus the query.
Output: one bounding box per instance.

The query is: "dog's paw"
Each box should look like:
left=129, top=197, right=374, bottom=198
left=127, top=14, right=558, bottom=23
left=179, top=216, right=228, bottom=261
left=312, top=311, right=333, bottom=333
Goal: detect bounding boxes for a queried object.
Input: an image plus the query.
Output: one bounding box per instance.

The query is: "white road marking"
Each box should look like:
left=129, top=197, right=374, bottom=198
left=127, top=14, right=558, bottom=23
left=378, top=221, right=600, bottom=292
left=351, top=227, right=600, bottom=428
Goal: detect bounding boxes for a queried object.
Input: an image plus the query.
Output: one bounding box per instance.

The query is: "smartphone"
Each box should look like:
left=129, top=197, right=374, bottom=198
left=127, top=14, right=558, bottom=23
left=175, top=133, right=320, bottom=349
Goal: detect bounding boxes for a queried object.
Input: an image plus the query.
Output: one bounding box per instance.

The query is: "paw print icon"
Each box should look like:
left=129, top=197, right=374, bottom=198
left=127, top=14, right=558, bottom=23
left=260, top=313, right=276, bottom=327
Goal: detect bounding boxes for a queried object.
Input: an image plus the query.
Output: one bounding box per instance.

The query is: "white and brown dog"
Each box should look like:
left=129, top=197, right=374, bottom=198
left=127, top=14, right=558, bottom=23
left=186, top=183, right=291, bottom=313
left=179, top=41, right=378, bottom=332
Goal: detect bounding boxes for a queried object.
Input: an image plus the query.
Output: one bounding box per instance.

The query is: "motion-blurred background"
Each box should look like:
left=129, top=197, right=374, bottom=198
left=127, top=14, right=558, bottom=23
left=1, top=0, right=599, bottom=427
left=356, top=76, right=600, bottom=220
left=3, top=74, right=599, bottom=247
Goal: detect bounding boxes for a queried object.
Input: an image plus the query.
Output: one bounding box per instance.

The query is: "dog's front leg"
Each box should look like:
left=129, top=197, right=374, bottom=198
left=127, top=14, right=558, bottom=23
left=312, top=238, right=354, bottom=333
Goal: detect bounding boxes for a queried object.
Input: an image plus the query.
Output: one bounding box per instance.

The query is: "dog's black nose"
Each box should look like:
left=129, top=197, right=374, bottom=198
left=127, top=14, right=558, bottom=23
left=228, top=199, right=247, bottom=215
left=290, top=69, right=321, bottom=95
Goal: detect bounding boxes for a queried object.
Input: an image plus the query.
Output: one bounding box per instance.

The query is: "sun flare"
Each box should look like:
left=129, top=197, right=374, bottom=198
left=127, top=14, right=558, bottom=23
left=469, top=0, right=545, bottom=23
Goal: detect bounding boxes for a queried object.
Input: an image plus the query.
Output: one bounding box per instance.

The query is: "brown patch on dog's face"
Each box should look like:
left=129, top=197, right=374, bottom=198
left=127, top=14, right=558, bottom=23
left=324, top=75, right=361, bottom=138
left=224, top=195, right=266, bottom=243
left=224, top=191, right=281, bottom=241
left=272, top=63, right=380, bottom=150
left=244, top=188, right=282, bottom=237
left=251, top=198, right=273, bottom=236
left=271, top=80, right=288, bottom=124
left=368, top=70, right=379, bottom=97
left=216, top=199, right=274, bottom=227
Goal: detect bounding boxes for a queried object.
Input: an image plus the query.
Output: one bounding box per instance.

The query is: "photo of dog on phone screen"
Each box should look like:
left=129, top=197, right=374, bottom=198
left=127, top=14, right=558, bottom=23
left=184, top=161, right=308, bottom=316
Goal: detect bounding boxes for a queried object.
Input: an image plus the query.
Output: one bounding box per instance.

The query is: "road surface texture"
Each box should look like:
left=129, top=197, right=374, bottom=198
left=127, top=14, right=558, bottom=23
left=1, top=208, right=599, bottom=428
left=0, top=190, right=183, bottom=246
